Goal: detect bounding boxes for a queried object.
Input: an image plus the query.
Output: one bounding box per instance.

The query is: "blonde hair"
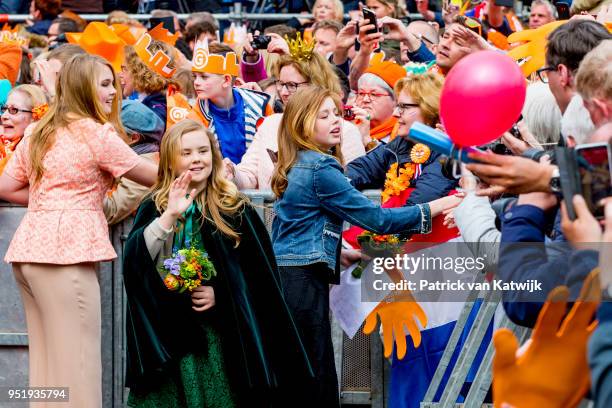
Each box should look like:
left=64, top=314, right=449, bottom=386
left=29, top=54, right=124, bottom=185
left=105, top=10, right=131, bottom=25
left=369, top=0, right=403, bottom=18
left=271, top=86, right=343, bottom=198
left=9, top=84, right=47, bottom=109
left=124, top=41, right=178, bottom=95
left=576, top=40, right=612, bottom=103
left=273, top=52, right=342, bottom=97
left=152, top=120, right=247, bottom=245
left=394, top=73, right=444, bottom=127
left=313, top=0, right=344, bottom=22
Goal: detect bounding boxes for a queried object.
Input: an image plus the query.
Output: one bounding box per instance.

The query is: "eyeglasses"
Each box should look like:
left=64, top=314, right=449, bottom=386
left=0, top=105, right=32, bottom=115
left=356, top=90, right=392, bottom=101
left=395, top=103, right=419, bottom=115
left=275, top=80, right=308, bottom=93
left=536, top=66, right=555, bottom=83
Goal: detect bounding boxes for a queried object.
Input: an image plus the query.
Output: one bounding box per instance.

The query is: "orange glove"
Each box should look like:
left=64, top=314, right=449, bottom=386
left=493, top=268, right=600, bottom=408
left=507, top=20, right=567, bottom=77
left=363, top=291, right=427, bottom=360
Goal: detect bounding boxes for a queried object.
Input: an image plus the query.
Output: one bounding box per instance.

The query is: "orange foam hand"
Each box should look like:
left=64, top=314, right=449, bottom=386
left=493, top=268, right=601, bottom=408
left=363, top=290, right=427, bottom=360
left=507, top=20, right=567, bottom=77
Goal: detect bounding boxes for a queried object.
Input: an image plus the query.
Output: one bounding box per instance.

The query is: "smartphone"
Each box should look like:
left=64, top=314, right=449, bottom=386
left=575, top=142, right=612, bottom=219
left=555, top=1, right=571, bottom=20
left=362, top=7, right=378, bottom=35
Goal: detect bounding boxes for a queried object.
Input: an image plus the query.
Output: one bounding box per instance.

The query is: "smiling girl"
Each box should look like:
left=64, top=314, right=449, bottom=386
left=271, top=86, right=461, bottom=405
left=0, top=54, right=157, bottom=407
left=123, top=119, right=312, bottom=407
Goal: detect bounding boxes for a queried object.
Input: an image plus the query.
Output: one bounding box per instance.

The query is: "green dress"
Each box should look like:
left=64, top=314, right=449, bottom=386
left=127, top=325, right=235, bottom=408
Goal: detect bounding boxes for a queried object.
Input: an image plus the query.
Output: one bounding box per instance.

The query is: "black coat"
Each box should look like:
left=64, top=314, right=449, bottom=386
left=123, top=198, right=313, bottom=406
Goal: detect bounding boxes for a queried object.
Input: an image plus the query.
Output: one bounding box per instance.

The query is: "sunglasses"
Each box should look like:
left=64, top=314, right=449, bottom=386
left=0, top=105, right=32, bottom=115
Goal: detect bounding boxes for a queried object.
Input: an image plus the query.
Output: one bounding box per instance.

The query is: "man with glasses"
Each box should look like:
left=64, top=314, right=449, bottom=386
left=543, top=20, right=612, bottom=115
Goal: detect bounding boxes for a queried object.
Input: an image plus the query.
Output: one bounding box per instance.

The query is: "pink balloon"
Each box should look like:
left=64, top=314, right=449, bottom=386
left=440, top=50, right=526, bottom=147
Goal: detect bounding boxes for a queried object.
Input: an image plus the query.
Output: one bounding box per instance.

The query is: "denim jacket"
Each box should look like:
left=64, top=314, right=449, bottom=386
left=272, top=150, right=432, bottom=283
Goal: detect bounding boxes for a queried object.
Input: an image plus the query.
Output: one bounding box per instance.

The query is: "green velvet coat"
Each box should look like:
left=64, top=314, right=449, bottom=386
left=123, top=198, right=314, bottom=406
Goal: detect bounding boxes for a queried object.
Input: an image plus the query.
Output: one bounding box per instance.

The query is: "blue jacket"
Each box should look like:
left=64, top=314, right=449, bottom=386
left=346, top=136, right=457, bottom=205
left=272, top=150, right=432, bottom=283
left=499, top=204, right=598, bottom=327
left=407, top=42, right=436, bottom=64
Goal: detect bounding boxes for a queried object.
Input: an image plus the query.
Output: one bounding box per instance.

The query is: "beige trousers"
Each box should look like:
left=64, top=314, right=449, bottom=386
left=13, top=263, right=102, bottom=408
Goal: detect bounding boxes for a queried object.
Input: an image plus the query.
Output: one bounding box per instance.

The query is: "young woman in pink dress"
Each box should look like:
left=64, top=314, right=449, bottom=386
left=0, top=54, right=158, bottom=407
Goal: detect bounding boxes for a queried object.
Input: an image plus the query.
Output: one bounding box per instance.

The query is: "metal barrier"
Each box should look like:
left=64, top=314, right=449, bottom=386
left=0, top=192, right=535, bottom=408
left=0, top=192, right=386, bottom=407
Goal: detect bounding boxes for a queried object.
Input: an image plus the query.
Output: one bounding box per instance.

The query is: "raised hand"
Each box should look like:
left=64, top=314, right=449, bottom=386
left=167, top=171, right=197, bottom=217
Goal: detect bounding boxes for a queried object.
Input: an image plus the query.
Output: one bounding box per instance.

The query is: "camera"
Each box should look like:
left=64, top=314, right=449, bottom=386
left=250, top=35, right=272, bottom=50
left=343, top=106, right=356, bottom=121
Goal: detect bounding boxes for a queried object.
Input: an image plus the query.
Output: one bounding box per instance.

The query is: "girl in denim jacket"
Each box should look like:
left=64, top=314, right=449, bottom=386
left=270, top=86, right=461, bottom=406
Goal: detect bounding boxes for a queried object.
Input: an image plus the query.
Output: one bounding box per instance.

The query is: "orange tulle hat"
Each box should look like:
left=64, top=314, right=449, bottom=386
left=66, top=22, right=125, bottom=72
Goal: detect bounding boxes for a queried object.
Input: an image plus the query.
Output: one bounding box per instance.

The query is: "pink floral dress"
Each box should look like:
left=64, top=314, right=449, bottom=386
left=3, top=118, right=140, bottom=264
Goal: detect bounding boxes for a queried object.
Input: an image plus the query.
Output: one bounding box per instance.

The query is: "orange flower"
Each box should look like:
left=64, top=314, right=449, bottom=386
left=31, top=103, right=49, bottom=121
left=381, top=163, right=416, bottom=204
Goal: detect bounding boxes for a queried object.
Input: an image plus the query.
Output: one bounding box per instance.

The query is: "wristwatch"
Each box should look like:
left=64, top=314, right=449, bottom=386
left=549, top=166, right=561, bottom=193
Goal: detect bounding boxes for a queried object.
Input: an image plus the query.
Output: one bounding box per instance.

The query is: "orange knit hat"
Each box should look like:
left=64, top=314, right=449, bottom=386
left=365, top=60, right=406, bottom=89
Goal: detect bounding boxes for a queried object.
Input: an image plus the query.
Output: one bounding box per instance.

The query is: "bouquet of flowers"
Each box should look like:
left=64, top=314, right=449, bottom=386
left=159, top=247, right=216, bottom=293
left=352, top=231, right=406, bottom=279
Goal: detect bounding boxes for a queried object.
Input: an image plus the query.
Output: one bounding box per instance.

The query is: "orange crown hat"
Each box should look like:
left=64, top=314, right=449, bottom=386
left=110, top=23, right=147, bottom=46
left=191, top=39, right=239, bottom=77
left=365, top=59, right=407, bottom=89
left=66, top=22, right=125, bottom=72
left=148, top=23, right=179, bottom=46
left=133, top=32, right=177, bottom=79
left=0, top=24, right=28, bottom=47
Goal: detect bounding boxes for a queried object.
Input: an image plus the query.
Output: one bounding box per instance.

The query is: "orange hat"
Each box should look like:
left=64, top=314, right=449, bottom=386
left=133, top=32, right=176, bottom=78
left=110, top=23, right=147, bottom=46
left=0, top=43, right=21, bottom=85
left=192, top=39, right=239, bottom=77
left=365, top=60, right=407, bottom=89
left=66, top=22, right=125, bottom=72
left=148, top=23, right=179, bottom=46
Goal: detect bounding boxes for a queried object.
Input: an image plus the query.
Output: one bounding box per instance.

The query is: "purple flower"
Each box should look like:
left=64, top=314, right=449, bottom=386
left=163, top=258, right=176, bottom=270
left=170, top=264, right=180, bottom=276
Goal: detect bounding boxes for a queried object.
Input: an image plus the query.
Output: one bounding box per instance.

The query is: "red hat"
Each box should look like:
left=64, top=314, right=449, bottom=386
left=365, top=60, right=406, bottom=89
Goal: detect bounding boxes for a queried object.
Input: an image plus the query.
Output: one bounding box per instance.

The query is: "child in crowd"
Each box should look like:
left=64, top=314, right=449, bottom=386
left=123, top=119, right=312, bottom=407
left=270, top=85, right=462, bottom=406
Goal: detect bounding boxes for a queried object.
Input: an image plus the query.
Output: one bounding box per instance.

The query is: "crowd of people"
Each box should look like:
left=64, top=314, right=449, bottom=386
left=0, top=0, right=611, bottom=407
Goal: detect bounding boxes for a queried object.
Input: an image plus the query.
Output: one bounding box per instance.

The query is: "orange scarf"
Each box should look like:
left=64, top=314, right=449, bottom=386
left=370, top=117, right=399, bottom=142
